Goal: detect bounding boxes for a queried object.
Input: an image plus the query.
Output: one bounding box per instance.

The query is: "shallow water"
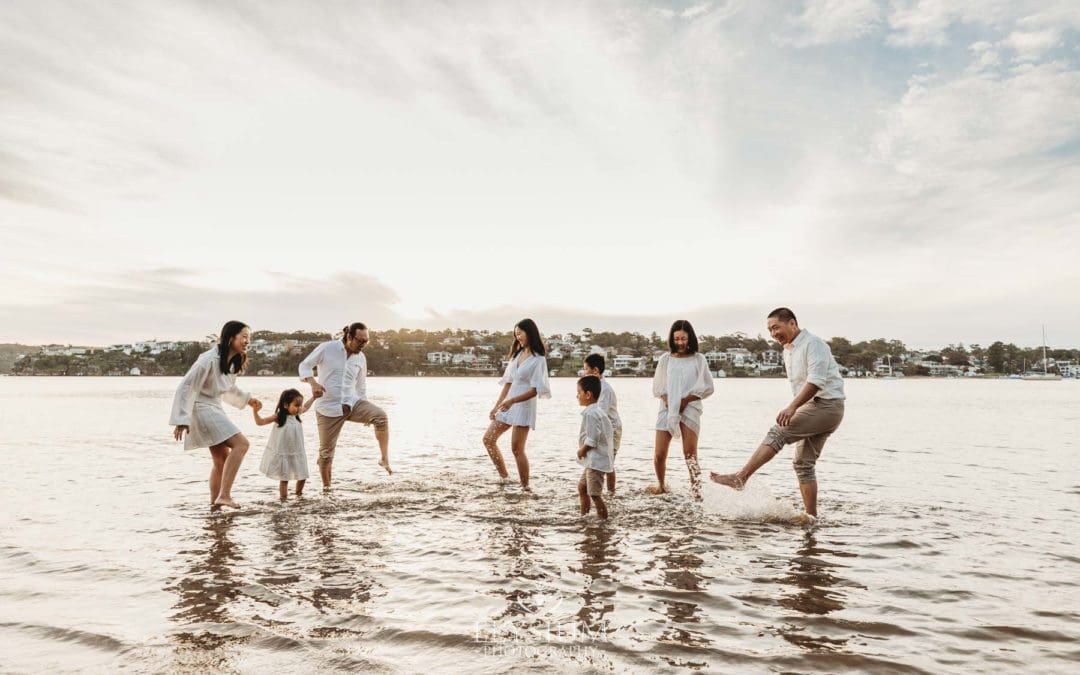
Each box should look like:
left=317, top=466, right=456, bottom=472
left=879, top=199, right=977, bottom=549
left=0, top=376, right=1077, bottom=673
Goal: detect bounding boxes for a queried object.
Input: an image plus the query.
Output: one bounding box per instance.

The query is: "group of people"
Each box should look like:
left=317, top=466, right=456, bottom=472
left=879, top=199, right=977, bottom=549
left=169, top=308, right=845, bottom=522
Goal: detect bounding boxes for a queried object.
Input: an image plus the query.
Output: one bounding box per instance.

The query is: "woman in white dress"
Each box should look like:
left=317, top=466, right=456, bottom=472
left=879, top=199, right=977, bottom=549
left=170, top=321, right=262, bottom=509
left=647, top=319, right=714, bottom=498
left=482, top=318, right=551, bottom=489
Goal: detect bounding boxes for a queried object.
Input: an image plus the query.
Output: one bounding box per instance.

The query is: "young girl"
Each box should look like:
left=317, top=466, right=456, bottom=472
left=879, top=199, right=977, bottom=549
left=254, top=388, right=319, bottom=499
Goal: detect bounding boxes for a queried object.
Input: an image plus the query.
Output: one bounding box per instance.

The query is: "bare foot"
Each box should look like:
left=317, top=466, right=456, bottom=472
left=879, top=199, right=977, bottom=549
left=209, top=503, right=222, bottom=512
left=214, top=497, right=241, bottom=509
left=792, top=512, right=818, bottom=526
left=709, top=472, right=745, bottom=488
left=644, top=484, right=667, bottom=495
left=379, top=460, right=394, bottom=475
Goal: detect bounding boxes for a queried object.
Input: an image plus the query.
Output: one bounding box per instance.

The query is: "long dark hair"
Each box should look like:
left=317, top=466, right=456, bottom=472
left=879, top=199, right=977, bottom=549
left=274, top=388, right=304, bottom=427
left=217, top=320, right=249, bottom=374
left=510, top=318, right=546, bottom=358
left=667, top=319, right=699, bottom=354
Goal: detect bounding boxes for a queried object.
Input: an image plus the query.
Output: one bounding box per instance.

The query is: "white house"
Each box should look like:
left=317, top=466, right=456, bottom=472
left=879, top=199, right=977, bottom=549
left=761, top=350, right=780, bottom=366
left=452, top=352, right=477, bottom=365
left=704, top=351, right=725, bottom=367
left=613, top=355, right=644, bottom=371
left=129, top=366, right=141, bottom=376
left=426, top=351, right=453, bottom=365
left=441, top=336, right=465, bottom=346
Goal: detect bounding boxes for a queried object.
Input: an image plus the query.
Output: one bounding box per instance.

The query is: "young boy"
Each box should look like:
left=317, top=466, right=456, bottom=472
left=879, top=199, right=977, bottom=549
left=583, top=354, right=622, bottom=493
left=576, top=376, right=615, bottom=520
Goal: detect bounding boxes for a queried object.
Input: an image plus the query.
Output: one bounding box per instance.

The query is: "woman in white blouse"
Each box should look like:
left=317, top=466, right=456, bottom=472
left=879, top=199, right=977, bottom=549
left=482, top=318, right=551, bottom=489
left=647, top=320, right=714, bottom=498
left=170, top=321, right=262, bottom=509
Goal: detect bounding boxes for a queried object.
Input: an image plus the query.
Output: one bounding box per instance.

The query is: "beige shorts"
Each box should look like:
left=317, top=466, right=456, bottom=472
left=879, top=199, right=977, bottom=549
left=761, top=398, right=844, bottom=484
left=578, top=468, right=606, bottom=497
left=316, top=401, right=389, bottom=466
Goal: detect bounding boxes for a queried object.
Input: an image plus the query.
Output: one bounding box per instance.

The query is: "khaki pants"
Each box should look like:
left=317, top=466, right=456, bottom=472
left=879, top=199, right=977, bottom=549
left=316, top=401, right=389, bottom=467
left=761, top=398, right=844, bottom=484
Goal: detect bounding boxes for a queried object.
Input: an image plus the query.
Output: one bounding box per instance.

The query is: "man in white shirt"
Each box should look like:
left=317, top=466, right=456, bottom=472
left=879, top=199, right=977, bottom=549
left=710, top=308, right=845, bottom=521
left=299, top=322, right=392, bottom=489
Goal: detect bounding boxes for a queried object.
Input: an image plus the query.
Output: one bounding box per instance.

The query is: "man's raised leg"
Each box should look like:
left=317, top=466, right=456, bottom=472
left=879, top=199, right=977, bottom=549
left=710, top=442, right=779, bottom=488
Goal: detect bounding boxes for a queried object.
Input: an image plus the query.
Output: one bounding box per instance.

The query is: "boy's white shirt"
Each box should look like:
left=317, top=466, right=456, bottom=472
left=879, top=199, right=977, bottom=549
left=578, top=403, right=614, bottom=473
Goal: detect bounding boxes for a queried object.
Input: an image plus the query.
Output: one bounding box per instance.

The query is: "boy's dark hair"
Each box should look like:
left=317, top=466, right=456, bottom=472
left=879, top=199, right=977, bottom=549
left=578, top=375, right=602, bottom=400
left=667, top=319, right=699, bottom=354
left=767, top=307, right=797, bottom=324
left=584, top=354, right=605, bottom=373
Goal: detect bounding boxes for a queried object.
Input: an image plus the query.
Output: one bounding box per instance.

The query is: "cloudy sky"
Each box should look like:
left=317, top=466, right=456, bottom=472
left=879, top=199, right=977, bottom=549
left=2, top=0, right=1078, bottom=347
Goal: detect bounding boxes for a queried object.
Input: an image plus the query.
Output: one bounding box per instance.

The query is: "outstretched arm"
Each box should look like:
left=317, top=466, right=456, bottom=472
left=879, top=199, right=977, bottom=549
left=252, top=408, right=277, bottom=426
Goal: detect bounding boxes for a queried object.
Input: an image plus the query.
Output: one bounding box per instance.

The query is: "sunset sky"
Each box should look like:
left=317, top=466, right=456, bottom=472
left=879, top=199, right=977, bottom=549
left=2, top=1, right=1078, bottom=347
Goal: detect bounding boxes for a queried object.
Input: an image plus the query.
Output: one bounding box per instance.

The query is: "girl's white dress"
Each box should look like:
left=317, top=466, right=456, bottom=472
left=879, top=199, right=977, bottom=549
left=653, top=352, right=715, bottom=438
left=259, top=416, right=309, bottom=481
left=169, top=348, right=251, bottom=451
left=495, top=353, right=552, bottom=429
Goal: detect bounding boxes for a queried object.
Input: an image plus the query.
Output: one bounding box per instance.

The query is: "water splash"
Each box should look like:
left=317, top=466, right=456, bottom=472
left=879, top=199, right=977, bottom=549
left=699, top=480, right=803, bottom=523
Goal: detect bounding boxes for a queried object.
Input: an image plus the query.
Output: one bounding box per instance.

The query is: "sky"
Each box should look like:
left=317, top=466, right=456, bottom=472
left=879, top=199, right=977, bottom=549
left=1, top=0, right=1078, bottom=348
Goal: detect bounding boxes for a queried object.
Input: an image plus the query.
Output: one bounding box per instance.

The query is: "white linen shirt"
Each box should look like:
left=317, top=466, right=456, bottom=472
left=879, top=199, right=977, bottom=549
left=783, top=329, right=845, bottom=400
left=578, top=403, right=615, bottom=473
left=298, top=340, right=368, bottom=417
left=597, top=379, right=622, bottom=432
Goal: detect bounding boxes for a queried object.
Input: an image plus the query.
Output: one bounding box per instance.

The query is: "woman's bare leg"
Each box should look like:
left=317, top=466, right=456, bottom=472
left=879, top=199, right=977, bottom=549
left=279, top=481, right=288, bottom=500
left=646, top=431, right=672, bottom=494
left=482, top=421, right=512, bottom=479
left=510, top=426, right=531, bottom=489
left=208, top=445, right=228, bottom=505
left=214, top=433, right=250, bottom=508
left=680, top=424, right=702, bottom=500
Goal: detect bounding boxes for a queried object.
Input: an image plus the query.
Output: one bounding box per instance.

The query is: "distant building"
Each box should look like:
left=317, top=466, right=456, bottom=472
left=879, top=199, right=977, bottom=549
left=427, top=351, right=453, bottom=365
left=129, top=367, right=141, bottom=376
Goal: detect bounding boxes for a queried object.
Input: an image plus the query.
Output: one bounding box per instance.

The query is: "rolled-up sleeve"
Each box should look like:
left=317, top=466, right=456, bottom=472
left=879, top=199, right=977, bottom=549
left=298, top=343, right=323, bottom=381
left=805, top=340, right=830, bottom=389
left=583, top=412, right=602, bottom=449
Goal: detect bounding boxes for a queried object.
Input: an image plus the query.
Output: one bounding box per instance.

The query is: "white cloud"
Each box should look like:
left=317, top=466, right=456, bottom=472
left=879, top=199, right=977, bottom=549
left=1001, top=29, right=1062, bottom=61
left=783, top=0, right=882, bottom=46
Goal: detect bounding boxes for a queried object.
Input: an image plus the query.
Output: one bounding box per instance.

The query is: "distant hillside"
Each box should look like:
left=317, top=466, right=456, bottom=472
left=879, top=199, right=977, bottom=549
left=0, top=344, right=35, bottom=374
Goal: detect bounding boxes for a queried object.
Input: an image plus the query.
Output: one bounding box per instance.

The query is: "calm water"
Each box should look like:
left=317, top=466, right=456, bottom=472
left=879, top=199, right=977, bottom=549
left=0, top=376, right=1077, bottom=673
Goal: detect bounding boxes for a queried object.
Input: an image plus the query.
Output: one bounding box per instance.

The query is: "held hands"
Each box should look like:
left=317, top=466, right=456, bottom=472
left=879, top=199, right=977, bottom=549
left=248, top=398, right=262, bottom=411
left=776, top=405, right=798, bottom=426
left=173, top=425, right=188, bottom=441
left=310, top=382, right=327, bottom=398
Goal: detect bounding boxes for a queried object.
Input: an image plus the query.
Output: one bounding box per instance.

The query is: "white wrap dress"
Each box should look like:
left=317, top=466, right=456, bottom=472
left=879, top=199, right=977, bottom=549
left=495, top=353, right=551, bottom=429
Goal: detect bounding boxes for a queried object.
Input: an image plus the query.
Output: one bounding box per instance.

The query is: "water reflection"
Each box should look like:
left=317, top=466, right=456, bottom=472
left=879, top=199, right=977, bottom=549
left=654, top=532, right=711, bottom=649
left=775, top=532, right=856, bottom=652
left=575, top=525, right=618, bottom=639
left=167, top=514, right=245, bottom=651
left=310, top=515, right=381, bottom=614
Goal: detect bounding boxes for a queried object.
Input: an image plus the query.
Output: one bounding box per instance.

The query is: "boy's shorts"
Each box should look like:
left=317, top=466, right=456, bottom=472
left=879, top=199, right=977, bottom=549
left=579, top=468, right=606, bottom=497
